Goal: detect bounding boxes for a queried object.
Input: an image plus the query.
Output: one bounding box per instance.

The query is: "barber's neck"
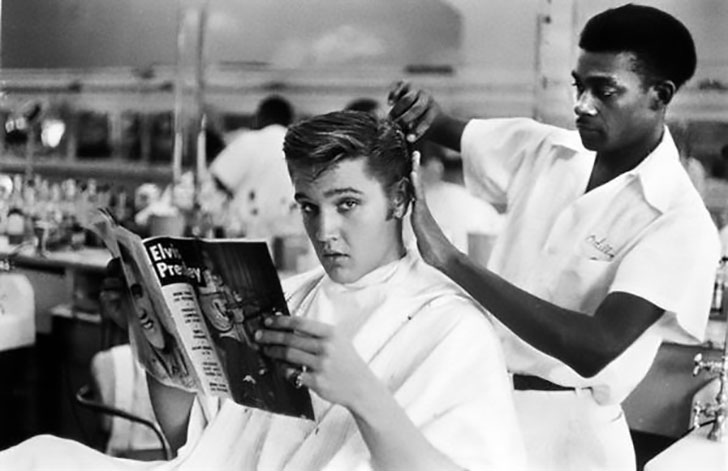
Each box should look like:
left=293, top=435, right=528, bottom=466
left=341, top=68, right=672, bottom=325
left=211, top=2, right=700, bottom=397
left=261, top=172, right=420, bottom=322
left=587, top=125, right=664, bottom=192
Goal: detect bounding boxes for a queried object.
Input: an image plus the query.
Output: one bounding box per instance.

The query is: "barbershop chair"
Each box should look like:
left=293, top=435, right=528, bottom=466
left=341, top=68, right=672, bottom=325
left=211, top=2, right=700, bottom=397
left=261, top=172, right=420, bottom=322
left=75, top=344, right=171, bottom=460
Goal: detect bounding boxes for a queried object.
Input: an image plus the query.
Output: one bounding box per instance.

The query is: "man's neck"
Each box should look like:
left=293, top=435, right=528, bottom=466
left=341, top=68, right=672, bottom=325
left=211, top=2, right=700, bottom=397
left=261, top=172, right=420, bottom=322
left=586, top=126, right=664, bottom=192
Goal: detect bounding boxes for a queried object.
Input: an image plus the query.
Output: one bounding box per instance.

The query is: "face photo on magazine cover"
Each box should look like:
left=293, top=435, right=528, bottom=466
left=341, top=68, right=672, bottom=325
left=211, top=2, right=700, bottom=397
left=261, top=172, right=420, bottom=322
left=118, top=240, right=191, bottom=385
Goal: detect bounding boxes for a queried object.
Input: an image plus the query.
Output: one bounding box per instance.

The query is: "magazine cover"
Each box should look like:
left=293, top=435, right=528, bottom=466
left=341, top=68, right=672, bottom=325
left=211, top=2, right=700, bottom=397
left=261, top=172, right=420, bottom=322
left=88, top=210, right=315, bottom=420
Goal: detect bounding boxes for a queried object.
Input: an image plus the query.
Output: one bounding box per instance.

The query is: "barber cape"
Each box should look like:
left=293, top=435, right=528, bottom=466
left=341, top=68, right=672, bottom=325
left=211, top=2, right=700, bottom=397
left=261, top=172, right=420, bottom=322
left=0, top=250, right=524, bottom=471
left=170, top=249, right=524, bottom=471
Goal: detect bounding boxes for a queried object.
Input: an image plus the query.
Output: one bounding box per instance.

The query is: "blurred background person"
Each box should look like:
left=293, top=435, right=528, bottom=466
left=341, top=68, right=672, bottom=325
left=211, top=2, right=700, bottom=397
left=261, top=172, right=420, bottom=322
left=208, top=95, right=296, bottom=238
left=344, top=97, right=384, bottom=118
left=671, top=122, right=707, bottom=198
left=404, top=140, right=504, bottom=263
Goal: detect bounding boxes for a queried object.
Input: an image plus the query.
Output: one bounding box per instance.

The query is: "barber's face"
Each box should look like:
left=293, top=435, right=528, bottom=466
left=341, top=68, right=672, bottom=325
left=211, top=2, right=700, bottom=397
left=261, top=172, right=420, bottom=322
left=291, top=158, right=404, bottom=284
left=572, top=50, right=660, bottom=156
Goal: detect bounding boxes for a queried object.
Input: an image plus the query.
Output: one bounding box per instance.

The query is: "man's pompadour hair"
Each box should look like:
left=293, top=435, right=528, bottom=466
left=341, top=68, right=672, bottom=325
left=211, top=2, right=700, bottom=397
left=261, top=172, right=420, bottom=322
left=283, top=110, right=411, bottom=195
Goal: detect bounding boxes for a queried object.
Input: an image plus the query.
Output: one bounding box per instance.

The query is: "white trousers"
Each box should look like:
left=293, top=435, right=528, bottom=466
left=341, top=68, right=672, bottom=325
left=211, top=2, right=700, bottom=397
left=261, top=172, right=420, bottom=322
left=514, top=388, right=635, bottom=471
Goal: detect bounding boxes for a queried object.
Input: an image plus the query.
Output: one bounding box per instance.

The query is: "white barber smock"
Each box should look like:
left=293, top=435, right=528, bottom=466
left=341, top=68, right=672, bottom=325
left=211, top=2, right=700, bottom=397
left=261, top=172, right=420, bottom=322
left=209, top=124, right=295, bottom=238
left=0, top=250, right=526, bottom=470
left=461, top=118, right=720, bottom=471
left=175, top=250, right=524, bottom=471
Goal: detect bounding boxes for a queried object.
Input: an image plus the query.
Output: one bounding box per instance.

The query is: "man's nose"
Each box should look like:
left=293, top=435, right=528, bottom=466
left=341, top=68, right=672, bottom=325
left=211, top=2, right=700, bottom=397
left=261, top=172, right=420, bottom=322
left=574, top=92, right=598, bottom=117
left=314, top=209, right=340, bottom=242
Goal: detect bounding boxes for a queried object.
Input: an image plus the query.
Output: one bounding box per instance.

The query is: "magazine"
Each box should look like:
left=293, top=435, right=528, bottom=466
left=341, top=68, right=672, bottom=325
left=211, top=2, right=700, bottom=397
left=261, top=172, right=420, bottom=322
left=87, top=209, right=314, bottom=420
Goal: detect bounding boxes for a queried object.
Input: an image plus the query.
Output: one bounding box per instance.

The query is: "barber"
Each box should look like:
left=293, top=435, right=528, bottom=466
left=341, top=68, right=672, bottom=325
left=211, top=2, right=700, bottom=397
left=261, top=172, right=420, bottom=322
left=389, top=5, right=719, bottom=470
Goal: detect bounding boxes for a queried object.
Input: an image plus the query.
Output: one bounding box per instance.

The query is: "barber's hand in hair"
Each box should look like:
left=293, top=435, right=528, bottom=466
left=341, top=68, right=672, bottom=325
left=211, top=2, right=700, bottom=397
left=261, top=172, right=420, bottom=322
left=409, top=151, right=459, bottom=270
left=255, top=315, right=377, bottom=409
left=387, top=80, right=442, bottom=143
left=99, top=257, right=130, bottom=329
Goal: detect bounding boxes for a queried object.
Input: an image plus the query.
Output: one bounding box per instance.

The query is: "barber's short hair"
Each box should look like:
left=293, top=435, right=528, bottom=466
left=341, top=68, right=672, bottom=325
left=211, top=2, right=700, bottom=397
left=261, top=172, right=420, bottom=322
left=283, top=110, right=411, bottom=195
left=579, top=4, right=696, bottom=90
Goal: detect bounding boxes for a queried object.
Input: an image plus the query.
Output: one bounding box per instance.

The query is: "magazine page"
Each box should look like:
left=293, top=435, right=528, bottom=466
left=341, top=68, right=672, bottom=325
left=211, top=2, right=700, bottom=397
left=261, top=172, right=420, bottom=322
left=174, top=238, right=315, bottom=420
left=86, top=208, right=122, bottom=259
left=113, top=229, right=202, bottom=393
left=140, top=236, right=232, bottom=399
left=86, top=210, right=314, bottom=419
left=86, top=209, right=201, bottom=391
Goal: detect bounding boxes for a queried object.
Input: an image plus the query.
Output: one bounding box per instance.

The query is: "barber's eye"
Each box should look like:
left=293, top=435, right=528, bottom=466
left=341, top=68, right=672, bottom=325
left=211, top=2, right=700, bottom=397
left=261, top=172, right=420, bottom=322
left=597, top=87, right=616, bottom=98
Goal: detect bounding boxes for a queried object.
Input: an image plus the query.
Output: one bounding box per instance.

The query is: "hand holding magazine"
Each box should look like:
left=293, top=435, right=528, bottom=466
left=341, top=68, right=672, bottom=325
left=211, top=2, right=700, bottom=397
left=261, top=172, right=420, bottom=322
left=88, top=209, right=314, bottom=420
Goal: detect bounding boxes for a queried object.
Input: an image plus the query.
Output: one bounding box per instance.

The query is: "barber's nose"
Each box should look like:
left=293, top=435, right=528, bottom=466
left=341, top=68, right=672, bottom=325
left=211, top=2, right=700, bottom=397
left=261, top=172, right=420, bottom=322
left=574, top=92, right=598, bottom=117
left=314, top=209, right=340, bottom=242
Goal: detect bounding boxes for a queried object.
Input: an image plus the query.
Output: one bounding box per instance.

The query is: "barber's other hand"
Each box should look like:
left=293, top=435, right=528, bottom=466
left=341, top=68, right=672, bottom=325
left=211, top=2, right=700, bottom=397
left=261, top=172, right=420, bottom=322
left=255, top=315, right=376, bottom=409
left=409, top=151, right=459, bottom=270
left=388, top=80, right=442, bottom=143
left=99, top=257, right=130, bottom=329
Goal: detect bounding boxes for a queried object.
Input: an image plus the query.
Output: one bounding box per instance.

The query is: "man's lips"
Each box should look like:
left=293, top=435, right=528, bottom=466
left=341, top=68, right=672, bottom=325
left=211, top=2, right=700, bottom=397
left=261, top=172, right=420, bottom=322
left=323, top=252, right=347, bottom=258
left=576, top=120, right=599, bottom=133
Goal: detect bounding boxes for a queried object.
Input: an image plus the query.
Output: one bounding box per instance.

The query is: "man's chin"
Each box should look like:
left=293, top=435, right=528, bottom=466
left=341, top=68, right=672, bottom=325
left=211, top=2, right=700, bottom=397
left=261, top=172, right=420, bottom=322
left=578, top=131, right=603, bottom=151
left=322, top=263, right=356, bottom=284
left=326, top=270, right=359, bottom=284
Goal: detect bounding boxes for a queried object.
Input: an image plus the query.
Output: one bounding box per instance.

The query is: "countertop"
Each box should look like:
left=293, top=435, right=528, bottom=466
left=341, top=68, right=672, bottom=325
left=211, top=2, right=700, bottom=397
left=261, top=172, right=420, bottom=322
left=1, top=245, right=111, bottom=273
left=645, top=422, right=728, bottom=471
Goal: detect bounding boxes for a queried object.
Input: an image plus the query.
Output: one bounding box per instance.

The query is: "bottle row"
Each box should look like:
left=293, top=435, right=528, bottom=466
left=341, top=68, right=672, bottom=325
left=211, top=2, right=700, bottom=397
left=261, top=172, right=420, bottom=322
left=0, top=173, right=129, bottom=250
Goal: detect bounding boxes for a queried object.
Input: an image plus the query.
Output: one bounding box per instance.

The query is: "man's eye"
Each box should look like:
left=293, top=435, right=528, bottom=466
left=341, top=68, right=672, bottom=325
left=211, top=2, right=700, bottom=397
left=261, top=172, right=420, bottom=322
left=299, top=203, right=317, bottom=214
left=338, top=200, right=358, bottom=212
left=597, top=87, right=617, bottom=98
left=571, top=82, right=584, bottom=94
left=594, top=87, right=617, bottom=98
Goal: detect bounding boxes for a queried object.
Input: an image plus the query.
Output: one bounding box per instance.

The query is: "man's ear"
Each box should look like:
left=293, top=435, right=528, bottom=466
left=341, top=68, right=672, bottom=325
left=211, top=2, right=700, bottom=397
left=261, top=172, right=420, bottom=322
left=651, top=81, right=676, bottom=109
left=390, top=178, right=411, bottom=219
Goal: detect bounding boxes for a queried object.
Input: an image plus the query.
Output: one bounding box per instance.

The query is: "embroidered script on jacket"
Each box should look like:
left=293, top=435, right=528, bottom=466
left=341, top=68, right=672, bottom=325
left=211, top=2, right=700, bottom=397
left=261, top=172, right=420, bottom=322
left=584, top=234, right=616, bottom=261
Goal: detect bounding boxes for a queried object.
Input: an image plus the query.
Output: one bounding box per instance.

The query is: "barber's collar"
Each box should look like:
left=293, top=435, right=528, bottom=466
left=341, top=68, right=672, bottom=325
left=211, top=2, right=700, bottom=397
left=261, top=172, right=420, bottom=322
left=620, top=126, right=679, bottom=213
left=556, top=126, right=678, bottom=213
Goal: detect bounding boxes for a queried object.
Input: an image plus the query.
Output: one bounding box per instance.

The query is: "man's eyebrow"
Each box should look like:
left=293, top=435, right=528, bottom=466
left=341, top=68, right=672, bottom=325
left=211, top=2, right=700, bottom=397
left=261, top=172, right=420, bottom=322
left=323, top=187, right=364, bottom=198
left=571, top=71, right=619, bottom=86
left=294, top=187, right=364, bottom=202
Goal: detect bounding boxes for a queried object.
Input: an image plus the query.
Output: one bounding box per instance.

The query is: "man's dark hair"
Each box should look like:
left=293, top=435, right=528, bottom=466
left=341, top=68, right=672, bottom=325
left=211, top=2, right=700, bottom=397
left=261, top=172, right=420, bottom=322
left=283, top=110, right=411, bottom=197
left=256, top=95, right=294, bottom=127
left=579, top=4, right=696, bottom=90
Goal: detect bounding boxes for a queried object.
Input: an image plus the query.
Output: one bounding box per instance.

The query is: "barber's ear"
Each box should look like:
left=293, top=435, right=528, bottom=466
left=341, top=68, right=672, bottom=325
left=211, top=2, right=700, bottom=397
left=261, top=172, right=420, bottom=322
left=651, top=81, right=676, bottom=109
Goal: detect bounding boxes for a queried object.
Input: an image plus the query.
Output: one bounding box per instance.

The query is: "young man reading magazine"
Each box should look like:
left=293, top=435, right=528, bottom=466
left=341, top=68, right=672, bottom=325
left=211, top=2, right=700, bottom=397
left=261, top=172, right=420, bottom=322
left=0, top=111, right=524, bottom=471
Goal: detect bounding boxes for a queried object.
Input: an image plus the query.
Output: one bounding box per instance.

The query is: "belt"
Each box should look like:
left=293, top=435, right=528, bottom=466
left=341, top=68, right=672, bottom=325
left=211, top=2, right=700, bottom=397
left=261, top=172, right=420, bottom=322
left=512, top=374, right=574, bottom=392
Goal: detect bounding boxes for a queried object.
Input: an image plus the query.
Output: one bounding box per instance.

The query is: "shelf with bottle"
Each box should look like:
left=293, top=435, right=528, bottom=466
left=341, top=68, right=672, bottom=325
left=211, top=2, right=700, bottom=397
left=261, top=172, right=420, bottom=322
left=0, top=173, right=133, bottom=255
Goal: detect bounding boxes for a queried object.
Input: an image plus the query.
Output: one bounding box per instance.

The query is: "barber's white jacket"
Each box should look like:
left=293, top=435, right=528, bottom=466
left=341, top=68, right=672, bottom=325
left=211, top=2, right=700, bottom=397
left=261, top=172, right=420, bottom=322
left=210, top=124, right=296, bottom=238
left=461, top=118, right=720, bottom=405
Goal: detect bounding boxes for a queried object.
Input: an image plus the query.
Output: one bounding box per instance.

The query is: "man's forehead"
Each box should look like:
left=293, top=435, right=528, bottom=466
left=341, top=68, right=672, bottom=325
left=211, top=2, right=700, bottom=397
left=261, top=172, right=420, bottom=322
left=292, top=158, right=378, bottom=198
left=289, top=156, right=373, bottom=182
left=573, top=50, right=638, bottom=79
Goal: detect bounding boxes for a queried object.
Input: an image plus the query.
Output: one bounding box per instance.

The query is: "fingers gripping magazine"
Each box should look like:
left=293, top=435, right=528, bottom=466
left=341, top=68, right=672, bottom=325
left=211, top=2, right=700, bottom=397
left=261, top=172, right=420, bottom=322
left=89, top=210, right=314, bottom=420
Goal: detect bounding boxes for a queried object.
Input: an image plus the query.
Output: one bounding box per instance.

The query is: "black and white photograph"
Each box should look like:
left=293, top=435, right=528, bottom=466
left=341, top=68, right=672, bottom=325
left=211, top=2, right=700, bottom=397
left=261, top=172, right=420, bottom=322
left=0, top=1, right=726, bottom=470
